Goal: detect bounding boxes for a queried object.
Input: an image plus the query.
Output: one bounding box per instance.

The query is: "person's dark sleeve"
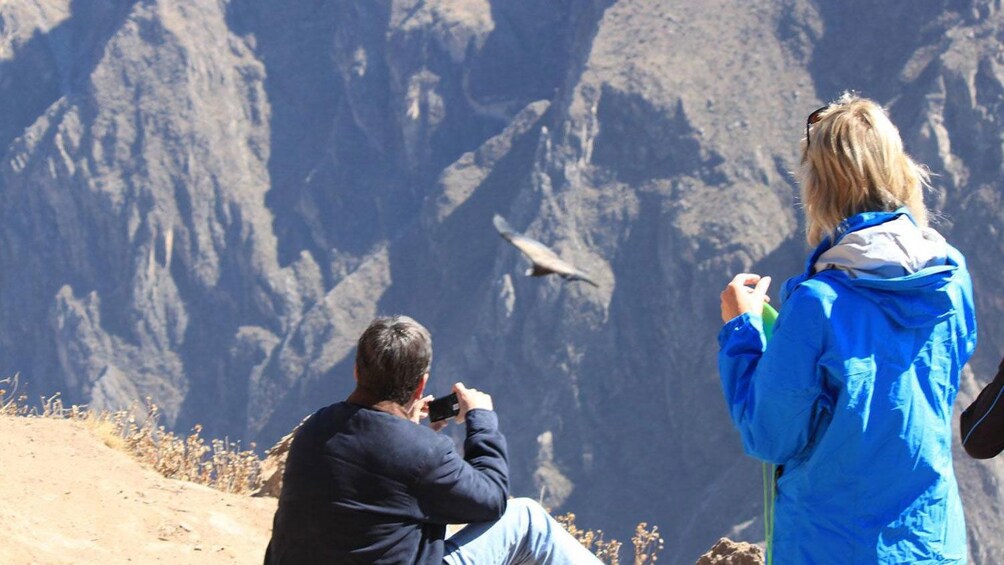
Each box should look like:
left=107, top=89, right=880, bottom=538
left=414, top=409, right=509, bottom=524
left=961, top=357, right=1004, bottom=459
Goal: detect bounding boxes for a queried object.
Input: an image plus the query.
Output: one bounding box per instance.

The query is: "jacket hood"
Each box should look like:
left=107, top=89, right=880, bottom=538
left=813, top=215, right=947, bottom=280
left=783, top=209, right=962, bottom=328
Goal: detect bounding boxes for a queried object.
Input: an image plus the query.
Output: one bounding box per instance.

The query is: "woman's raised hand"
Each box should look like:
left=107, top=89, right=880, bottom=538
left=720, top=273, right=772, bottom=323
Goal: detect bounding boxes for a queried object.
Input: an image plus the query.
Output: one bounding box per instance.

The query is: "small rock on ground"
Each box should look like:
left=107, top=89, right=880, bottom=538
left=695, top=537, right=764, bottom=565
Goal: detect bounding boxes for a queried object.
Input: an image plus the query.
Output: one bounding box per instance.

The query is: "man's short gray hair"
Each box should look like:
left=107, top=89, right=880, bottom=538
left=355, top=316, right=432, bottom=405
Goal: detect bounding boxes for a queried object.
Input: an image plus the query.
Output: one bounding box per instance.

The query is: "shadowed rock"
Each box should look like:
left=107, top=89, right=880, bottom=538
left=252, top=415, right=310, bottom=498
left=695, top=538, right=764, bottom=565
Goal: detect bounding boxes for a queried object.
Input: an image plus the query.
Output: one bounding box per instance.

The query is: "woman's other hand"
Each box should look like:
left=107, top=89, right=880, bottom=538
left=720, top=273, right=772, bottom=323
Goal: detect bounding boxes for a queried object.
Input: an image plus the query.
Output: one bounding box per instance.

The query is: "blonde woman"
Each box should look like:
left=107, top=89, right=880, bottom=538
left=718, top=94, right=977, bottom=563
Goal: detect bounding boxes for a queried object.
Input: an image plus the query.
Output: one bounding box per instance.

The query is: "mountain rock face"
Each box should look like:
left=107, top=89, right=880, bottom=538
left=2, top=1, right=1003, bottom=563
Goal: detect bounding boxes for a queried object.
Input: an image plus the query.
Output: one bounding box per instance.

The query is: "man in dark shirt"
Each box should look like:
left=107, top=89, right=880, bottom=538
left=961, top=355, right=1004, bottom=459
left=264, top=315, right=600, bottom=564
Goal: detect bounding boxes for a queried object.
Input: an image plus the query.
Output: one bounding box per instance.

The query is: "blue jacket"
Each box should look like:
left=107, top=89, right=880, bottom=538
left=719, top=210, right=977, bottom=563
left=265, top=403, right=509, bottom=564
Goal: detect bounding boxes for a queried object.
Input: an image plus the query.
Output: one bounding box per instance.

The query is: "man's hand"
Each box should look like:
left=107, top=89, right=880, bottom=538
left=408, top=395, right=434, bottom=424
left=409, top=394, right=451, bottom=432
left=720, top=273, right=771, bottom=323
left=454, top=382, right=493, bottom=424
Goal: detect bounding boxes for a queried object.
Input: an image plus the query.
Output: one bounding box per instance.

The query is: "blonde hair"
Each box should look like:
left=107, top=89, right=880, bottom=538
left=799, top=93, right=930, bottom=245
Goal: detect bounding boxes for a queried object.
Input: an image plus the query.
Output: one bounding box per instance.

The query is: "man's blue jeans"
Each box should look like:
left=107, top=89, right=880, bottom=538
left=443, top=498, right=603, bottom=565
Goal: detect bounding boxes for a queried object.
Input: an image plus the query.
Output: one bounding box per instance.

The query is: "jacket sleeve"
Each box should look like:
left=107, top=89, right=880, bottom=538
left=960, top=357, right=1004, bottom=459
left=414, top=409, right=510, bottom=524
left=718, top=289, right=830, bottom=465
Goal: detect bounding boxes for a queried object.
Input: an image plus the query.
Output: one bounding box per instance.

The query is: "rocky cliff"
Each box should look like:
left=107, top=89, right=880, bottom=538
left=2, top=1, right=1003, bottom=562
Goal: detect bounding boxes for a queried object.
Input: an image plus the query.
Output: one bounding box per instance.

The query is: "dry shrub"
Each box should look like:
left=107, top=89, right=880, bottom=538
left=0, top=378, right=262, bottom=494
left=632, top=521, right=664, bottom=563
left=105, top=400, right=262, bottom=493
left=0, top=374, right=29, bottom=416
left=88, top=416, right=128, bottom=451
left=556, top=512, right=622, bottom=563
left=556, top=512, right=663, bottom=564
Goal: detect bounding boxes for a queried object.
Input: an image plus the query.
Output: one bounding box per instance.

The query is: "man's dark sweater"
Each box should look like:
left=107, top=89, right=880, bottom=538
left=961, top=356, right=1004, bottom=459
left=264, top=402, right=509, bottom=564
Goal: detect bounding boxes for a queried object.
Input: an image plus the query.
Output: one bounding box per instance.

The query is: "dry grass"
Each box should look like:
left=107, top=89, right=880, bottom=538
left=3, top=375, right=663, bottom=562
left=631, top=521, right=665, bottom=563
left=0, top=374, right=27, bottom=417
left=0, top=375, right=261, bottom=494
left=556, top=512, right=664, bottom=564
left=556, top=512, right=623, bottom=563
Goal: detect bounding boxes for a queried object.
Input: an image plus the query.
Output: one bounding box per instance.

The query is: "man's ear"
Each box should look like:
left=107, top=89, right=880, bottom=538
left=412, top=373, right=429, bottom=400
left=354, top=364, right=359, bottom=383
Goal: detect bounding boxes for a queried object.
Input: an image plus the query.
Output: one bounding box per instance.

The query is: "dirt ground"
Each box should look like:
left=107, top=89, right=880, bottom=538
left=0, top=415, right=276, bottom=564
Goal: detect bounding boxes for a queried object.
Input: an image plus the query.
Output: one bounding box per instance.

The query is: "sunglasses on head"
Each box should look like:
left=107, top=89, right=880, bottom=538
left=805, top=105, right=829, bottom=148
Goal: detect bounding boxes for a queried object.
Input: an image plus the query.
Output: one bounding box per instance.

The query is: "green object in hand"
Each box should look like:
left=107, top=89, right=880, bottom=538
left=762, top=303, right=779, bottom=342
left=761, top=301, right=780, bottom=565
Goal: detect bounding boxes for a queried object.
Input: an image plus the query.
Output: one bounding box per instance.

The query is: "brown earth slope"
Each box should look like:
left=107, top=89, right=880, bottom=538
left=0, top=416, right=275, bottom=564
